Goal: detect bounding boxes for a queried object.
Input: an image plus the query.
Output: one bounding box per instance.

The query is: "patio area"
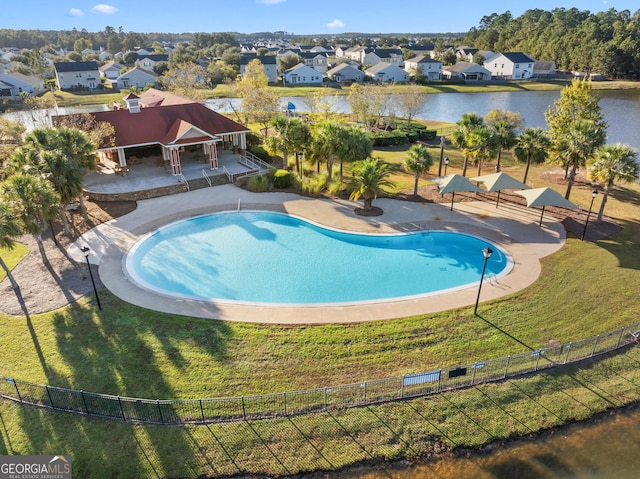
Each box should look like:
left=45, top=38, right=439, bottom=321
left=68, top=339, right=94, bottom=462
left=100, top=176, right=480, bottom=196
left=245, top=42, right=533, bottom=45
left=84, top=149, right=258, bottom=195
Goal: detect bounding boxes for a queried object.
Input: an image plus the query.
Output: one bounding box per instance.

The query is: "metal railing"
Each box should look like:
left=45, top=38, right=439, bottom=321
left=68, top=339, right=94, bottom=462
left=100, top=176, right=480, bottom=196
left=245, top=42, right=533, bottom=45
left=201, top=169, right=212, bottom=187
left=1, top=322, right=638, bottom=425
left=178, top=173, right=190, bottom=191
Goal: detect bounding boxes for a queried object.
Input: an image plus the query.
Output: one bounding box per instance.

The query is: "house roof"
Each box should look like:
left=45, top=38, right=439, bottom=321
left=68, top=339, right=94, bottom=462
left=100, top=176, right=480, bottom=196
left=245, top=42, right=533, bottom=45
left=54, top=61, right=99, bottom=72
left=499, top=52, right=536, bottom=64
left=405, top=55, right=441, bottom=65
left=327, top=63, right=362, bottom=76
left=285, top=63, right=318, bottom=74
left=116, top=66, right=157, bottom=80
left=138, top=88, right=196, bottom=107
left=56, top=101, right=249, bottom=150
left=137, top=54, right=169, bottom=62
left=366, top=62, right=404, bottom=74
left=240, top=54, right=277, bottom=65
left=445, top=62, right=491, bottom=74
left=100, top=61, right=124, bottom=71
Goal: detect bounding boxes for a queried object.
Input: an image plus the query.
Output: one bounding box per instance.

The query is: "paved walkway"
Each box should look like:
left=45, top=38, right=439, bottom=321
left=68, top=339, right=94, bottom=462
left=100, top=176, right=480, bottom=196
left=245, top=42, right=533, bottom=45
left=68, top=185, right=566, bottom=324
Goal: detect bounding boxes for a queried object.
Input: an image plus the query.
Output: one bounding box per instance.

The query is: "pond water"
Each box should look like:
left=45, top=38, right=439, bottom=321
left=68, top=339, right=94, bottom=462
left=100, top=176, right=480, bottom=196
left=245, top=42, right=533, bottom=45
left=323, top=405, right=640, bottom=479
left=205, top=88, right=640, bottom=153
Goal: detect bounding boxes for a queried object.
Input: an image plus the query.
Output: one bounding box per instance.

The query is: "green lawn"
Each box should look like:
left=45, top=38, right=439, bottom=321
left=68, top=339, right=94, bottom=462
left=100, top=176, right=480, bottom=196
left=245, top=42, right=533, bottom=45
left=1, top=151, right=639, bottom=476
left=0, top=243, right=29, bottom=283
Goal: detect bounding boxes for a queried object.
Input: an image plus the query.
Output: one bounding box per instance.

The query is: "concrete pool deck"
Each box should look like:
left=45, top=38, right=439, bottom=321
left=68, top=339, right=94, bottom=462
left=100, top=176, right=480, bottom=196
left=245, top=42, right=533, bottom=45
left=68, top=184, right=566, bottom=324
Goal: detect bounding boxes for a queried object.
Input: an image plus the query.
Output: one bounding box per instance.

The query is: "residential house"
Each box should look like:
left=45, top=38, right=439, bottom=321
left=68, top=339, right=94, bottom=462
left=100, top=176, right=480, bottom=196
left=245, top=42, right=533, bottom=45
left=365, top=63, right=408, bottom=82
left=533, top=61, right=557, bottom=78
left=485, top=52, right=536, bottom=80
left=373, top=48, right=403, bottom=67
left=442, top=62, right=492, bottom=81
left=54, top=61, right=101, bottom=90
left=240, top=54, right=278, bottom=83
left=0, top=72, right=44, bottom=96
left=455, top=46, right=478, bottom=62
left=282, top=63, right=323, bottom=85
left=100, top=61, right=125, bottom=80
left=298, top=52, right=329, bottom=74
left=327, top=63, right=364, bottom=83
left=404, top=56, right=442, bottom=80
left=53, top=89, right=250, bottom=176
left=116, top=67, right=157, bottom=89
left=98, top=50, right=112, bottom=61
left=136, top=54, right=169, bottom=71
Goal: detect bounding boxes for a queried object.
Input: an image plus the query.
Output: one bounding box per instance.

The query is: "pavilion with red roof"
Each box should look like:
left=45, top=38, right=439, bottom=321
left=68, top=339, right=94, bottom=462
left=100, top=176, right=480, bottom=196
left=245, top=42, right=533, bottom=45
left=55, top=89, right=250, bottom=176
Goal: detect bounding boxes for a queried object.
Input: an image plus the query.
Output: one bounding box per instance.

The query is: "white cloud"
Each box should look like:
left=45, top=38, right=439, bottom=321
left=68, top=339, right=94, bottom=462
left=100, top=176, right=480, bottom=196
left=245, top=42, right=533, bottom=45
left=325, top=19, right=346, bottom=29
left=69, top=8, right=84, bottom=17
left=90, top=4, right=118, bottom=15
left=257, top=0, right=286, bottom=5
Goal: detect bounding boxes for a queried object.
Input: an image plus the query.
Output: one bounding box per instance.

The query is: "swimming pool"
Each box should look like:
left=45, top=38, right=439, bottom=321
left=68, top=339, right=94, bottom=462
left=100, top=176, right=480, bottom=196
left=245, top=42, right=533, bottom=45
left=125, top=211, right=511, bottom=305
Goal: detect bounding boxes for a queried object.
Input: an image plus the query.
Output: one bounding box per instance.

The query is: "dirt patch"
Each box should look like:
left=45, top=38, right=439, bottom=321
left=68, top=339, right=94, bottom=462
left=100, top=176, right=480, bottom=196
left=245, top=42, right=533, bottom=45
left=0, top=199, right=136, bottom=316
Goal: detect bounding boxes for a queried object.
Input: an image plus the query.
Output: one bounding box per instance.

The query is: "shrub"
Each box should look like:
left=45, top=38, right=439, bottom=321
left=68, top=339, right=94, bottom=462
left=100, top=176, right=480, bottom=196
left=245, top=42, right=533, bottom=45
left=246, top=133, right=262, bottom=149
left=420, top=130, right=437, bottom=141
left=369, top=131, right=408, bottom=146
left=271, top=169, right=292, bottom=189
left=300, top=172, right=328, bottom=196
left=247, top=174, right=270, bottom=192
left=327, top=177, right=346, bottom=195
left=398, top=129, right=419, bottom=143
left=250, top=146, right=272, bottom=163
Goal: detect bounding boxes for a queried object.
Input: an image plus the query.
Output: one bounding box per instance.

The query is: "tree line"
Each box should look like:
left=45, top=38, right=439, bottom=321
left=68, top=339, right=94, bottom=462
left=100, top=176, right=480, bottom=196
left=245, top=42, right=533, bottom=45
left=464, top=7, right=640, bottom=79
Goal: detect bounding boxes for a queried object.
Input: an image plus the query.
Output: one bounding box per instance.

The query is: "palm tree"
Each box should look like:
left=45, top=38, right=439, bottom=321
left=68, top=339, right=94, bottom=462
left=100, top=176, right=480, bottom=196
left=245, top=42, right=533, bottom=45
left=404, top=144, right=434, bottom=196
left=24, top=127, right=96, bottom=221
left=588, top=144, right=639, bottom=221
left=267, top=116, right=296, bottom=169
left=468, top=126, right=498, bottom=176
left=313, top=121, right=345, bottom=182
left=40, top=151, right=84, bottom=236
left=561, top=119, right=606, bottom=200
left=514, top=127, right=550, bottom=184
left=490, top=119, right=518, bottom=172
left=349, top=158, right=394, bottom=211
left=338, top=127, right=373, bottom=180
left=452, top=113, right=483, bottom=176
left=1, top=174, right=60, bottom=265
left=0, top=200, right=22, bottom=289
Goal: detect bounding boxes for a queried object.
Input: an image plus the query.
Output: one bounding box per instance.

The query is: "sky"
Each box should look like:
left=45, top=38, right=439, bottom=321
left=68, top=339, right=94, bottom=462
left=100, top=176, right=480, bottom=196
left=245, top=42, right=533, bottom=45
left=2, top=0, right=640, bottom=35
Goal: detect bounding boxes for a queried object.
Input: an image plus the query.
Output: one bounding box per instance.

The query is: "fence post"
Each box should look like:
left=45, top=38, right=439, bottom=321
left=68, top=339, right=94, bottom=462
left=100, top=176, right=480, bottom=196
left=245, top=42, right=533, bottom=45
left=241, top=396, right=246, bottom=419
left=564, top=343, right=572, bottom=364
left=591, top=335, right=600, bottom=357
left=10, top=379, right=22, bottom=403
left=324, top=388, right=328, bottom=411
left=437, top=372, right=441, bottom=393
left=503, top=356, right=511, bottom=379
left=283, top=392, right=287, bottom=415
left=80, top=390, right=88, bottom=414
left=535, top=352, right=541, bottom=371
left=118, top=396, right=126, bottom=421
left=157, top=400, right=164, bottom=424
left=400, top=378, right=405, bottom=399
left=200, top=399, right=205, bottom=423
left=363, top=382, right=367, bottom=405
left=616, top=328, right=625, bottom=348
left=471, top=365, right=477, bottom=385
left=45, top=385, right=55, bottom=409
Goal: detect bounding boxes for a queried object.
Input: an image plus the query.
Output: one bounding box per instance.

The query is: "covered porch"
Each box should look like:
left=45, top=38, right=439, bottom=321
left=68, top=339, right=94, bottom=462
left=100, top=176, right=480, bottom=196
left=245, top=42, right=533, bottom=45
left=84, top=148, right=265, bottom=196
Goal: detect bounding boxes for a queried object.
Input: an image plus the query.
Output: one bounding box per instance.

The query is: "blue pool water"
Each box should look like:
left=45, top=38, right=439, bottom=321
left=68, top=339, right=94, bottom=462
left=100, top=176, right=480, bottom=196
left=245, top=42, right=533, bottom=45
left=125, top=211, right=511, bottom=305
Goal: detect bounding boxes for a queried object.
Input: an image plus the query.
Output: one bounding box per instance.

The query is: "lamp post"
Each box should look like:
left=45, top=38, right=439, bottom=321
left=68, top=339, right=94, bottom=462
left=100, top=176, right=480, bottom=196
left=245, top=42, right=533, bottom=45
left=474, top=246, right=493, bottom=316
left=581, top=190, right=598, bottom=241
left=444, top=157, right=449, bottom=176
left=438, top=135, right=446, bottom=176
left=81, top=246, right=102, bottom=311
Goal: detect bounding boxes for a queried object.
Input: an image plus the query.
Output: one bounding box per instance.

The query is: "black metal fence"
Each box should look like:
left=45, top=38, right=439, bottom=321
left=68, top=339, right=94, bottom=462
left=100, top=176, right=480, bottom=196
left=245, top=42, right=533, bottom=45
left=1, top=322, right=638, bottom=425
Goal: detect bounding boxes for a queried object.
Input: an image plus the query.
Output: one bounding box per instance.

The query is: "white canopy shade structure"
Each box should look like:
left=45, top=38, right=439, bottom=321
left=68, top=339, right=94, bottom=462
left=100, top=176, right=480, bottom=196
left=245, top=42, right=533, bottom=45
left=432, top=174, right=484, bottom=210
left=470, top=172, right=530, bottom=207
left=514, top=187, right=579, bottom=226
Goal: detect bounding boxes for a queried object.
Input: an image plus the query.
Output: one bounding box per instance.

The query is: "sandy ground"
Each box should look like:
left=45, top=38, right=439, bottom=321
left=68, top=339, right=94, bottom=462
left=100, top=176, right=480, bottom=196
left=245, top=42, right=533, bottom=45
left=0, top=178, right=620, bottom=317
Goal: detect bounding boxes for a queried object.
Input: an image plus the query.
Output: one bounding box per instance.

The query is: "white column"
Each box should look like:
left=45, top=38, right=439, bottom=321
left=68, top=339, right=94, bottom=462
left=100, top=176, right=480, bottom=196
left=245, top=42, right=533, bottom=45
left=117, top=148, right=127, bottom=167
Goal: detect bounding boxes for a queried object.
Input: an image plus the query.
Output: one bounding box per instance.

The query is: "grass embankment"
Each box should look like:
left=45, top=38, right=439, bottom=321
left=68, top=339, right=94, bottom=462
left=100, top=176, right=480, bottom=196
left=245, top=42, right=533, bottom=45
left=1, top=347, right=637, bottom=478
left=0, top=243, right=29, bottom=282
